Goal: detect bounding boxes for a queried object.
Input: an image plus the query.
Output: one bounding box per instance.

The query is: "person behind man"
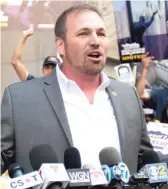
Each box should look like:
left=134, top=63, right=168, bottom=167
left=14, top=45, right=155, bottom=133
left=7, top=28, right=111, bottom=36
left=1, top=4, right=153, bottom=174
left=11, top=24, right=60, bottom=81
left=132, top=11, right=158, bottom=47
left=136, top=53, right=168, bottom=122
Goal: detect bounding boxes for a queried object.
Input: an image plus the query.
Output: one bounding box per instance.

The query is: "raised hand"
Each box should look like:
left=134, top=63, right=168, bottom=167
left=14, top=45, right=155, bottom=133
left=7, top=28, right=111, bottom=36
left=141, top=52, right=155, bottom=70
left=23, top=24, right=34, bottom=38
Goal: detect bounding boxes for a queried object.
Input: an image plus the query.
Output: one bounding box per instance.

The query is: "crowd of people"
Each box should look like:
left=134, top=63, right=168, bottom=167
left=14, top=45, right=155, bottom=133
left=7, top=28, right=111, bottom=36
left=1, top=3, right=167, bottom=175
left=136, top=53, right=168, bottom=123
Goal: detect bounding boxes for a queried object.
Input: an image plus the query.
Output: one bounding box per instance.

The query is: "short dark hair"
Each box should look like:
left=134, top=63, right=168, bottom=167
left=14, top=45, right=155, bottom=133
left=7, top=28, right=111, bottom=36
left=54, top=4, right=102, bottom=39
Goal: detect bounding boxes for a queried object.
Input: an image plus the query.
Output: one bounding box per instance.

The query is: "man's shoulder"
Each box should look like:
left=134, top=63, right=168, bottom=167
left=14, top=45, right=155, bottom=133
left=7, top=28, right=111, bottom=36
left=7, top=76, right=45, bottom=93
left=109, top=79, right=135, bottom=92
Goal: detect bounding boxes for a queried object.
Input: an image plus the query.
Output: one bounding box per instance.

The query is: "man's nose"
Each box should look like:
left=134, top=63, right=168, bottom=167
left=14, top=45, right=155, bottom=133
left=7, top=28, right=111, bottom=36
left=88, top=33, right=100, bottom=47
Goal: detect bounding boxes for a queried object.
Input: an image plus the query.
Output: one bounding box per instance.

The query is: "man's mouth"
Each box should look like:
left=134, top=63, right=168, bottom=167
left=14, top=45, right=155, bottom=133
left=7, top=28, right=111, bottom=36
left=87, top=52, right=103, bottom=61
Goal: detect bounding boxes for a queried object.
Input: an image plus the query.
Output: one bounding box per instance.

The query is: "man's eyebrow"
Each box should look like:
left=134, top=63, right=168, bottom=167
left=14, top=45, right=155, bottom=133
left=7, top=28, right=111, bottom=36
left=97, top=28, right=106, bottom=32
left=77, top=27, right=106, bottom=33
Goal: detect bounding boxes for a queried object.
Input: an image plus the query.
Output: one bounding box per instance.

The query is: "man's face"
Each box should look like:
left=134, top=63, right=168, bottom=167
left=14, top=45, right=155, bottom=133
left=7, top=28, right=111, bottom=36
left=42, top=64, right=55, bottom=76
left=56, top=10, right=109, bottom=76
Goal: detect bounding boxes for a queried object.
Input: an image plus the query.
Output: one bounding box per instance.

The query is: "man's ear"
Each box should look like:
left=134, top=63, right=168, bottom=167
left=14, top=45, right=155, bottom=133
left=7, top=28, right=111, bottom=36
left=55, top=37, right=65, bottom=56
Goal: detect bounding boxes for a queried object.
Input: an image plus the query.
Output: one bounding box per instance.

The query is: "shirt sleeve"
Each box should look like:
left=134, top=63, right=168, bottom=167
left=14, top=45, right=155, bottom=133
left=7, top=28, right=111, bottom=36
left=148, top=88, right=168, bottom=100
left=26, top=73, right=35, bottom=81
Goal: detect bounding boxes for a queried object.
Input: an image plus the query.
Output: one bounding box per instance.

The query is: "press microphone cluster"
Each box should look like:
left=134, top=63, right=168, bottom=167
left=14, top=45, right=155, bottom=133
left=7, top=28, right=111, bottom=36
left=6, top=144, right=168, bottom=189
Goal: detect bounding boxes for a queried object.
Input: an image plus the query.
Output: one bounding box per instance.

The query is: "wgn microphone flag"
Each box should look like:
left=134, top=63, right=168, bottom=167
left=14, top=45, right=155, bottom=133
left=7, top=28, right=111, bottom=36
left=64, top=147, right=92, bottom=187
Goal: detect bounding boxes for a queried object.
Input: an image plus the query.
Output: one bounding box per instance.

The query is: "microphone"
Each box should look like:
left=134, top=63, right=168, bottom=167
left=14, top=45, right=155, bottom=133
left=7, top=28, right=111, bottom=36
left=64, top=147, right=81, bottom=169
left=139, top=150, right=160, bottom=176
left=8, top=163, right=43, bottom=189
left=129, top=172, right=149, bottom=185
left=29, top=144, right=58, bottom=171
left=64, top=147, right=91, bottom=187
left=99, top=147, right=130, bottom=185
left=142, top=150, right=160, bottom=165
left=8, top=163, right=25, bottom=178
left=99, top=147, right=121, bottom=166
left=139, top=150, right=168, bottom=186
left=29, top=144, right=69, bottom=189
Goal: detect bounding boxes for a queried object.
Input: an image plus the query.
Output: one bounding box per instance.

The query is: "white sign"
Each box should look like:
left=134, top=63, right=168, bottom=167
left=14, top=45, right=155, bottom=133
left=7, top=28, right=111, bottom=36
left=147, top=122, right=168, bottom=155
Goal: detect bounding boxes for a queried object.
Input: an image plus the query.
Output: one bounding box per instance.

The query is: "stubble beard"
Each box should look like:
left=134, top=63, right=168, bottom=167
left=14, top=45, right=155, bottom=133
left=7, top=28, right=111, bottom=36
left=64, top=45, right=106, bottom=76
left=68, top=56, right=105, bottom=76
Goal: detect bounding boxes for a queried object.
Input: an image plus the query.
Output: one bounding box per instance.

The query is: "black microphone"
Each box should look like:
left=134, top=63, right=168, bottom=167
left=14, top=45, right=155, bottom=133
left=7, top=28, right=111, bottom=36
left=64, top=147, right=91, bottom=187
left=142, top=150, right=160, bottom=165
left=29, top=144, right=69, bottom=189
left=29, top=144, right=58, bottom=170
left=8, top=163, right=25, bottom=178
left=129, top=172, right=149, bottom=185
left=139, top=150, right=160, bottom=177
left=64, top=147, right=81, bottom=169
left=99, top=147, right=130, bottom=185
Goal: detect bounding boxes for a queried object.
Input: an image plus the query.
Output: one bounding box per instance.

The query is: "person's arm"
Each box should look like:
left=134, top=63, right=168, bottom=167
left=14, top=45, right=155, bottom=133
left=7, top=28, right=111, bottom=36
left=1, top=87, right=15, bottom=174
left=11, top=25, right=34, bottom=81
left=136, top=53, right=154, bottom=100
left=145, top=11, right=158, bottom=28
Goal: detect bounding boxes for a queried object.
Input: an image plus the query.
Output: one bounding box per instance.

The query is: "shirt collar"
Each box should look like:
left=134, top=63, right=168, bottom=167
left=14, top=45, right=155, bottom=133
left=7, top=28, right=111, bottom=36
left=56, top=63, right=110, bottom=90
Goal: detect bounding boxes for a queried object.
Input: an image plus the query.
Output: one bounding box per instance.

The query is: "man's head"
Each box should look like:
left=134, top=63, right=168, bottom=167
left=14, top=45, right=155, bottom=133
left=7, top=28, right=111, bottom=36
left=139, top=16, right=145, bottom=22
left=42, top=56, right=60, bottom=76
left=55, top=4, right=109, bottom=76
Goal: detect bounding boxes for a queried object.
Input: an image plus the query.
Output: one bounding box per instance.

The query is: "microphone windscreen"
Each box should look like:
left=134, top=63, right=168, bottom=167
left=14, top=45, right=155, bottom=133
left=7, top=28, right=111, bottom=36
left=82, top=164, right=96, bottom=169
left=8, top=163, right=24, bottom=178
left=64, top=147, right=81, bottom=169
left=142, top=150, right=160, bottom=165
left=99, top=147, right=121, bottom=166
left=29, top=144, right=58, bottom=170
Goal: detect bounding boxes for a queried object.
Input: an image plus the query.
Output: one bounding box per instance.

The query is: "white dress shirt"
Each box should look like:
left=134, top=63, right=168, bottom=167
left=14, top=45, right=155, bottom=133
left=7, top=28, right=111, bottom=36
left=56, top=65, right=121, bottom=168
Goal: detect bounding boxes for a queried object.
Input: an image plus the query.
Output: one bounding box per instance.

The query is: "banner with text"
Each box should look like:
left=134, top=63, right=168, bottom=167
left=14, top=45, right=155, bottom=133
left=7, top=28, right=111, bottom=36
left=112, top=0, right=168, bottom=63
left=147, top=122, right=168, bottom=155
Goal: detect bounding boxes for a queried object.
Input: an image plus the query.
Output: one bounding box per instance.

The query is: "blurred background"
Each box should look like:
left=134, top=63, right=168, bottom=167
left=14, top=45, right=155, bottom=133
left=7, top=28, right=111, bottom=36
left=0, top=0, right=120, bottom=98
left=1, top=0, right=168, bottom=98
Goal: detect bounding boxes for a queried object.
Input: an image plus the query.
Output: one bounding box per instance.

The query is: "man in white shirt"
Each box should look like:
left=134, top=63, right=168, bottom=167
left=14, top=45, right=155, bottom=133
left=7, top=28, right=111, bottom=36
left=1, top=4, right=153, bottom=174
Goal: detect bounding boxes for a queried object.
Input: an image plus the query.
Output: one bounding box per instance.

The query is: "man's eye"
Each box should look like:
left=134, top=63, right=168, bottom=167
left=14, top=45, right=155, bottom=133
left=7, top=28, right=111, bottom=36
left=79, top=32, right=88, bottom=36
left=98, top=33, right=106, bottom=37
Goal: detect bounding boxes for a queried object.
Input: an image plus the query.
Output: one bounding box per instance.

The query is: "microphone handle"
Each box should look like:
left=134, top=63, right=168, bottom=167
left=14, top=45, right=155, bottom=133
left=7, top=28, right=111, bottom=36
left=47, top=183, right=62, bottom=189
left=151, top=186, right=159, bottom=189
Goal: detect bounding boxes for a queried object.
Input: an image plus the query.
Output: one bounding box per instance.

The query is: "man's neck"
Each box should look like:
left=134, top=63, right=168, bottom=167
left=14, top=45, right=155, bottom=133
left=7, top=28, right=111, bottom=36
left=61, top=64, right=101, bottom=92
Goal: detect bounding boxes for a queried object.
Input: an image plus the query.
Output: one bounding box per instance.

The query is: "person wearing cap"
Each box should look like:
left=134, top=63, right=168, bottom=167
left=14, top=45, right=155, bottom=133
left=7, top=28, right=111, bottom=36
left=26, top=56, right=59, bottom=80
left=11, top=25, right=60, bottom=81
